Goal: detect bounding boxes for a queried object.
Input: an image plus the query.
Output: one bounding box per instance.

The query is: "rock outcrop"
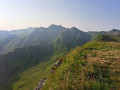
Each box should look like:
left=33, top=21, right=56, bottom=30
left=34, top=56, right=66, bottom=90
left=50, top=56, right=65, bottom=74
left=34, top=78, right=47, bottom=90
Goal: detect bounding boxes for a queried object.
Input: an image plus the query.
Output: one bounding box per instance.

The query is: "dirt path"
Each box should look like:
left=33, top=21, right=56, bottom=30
left=0, top=58, right=9, bottom=84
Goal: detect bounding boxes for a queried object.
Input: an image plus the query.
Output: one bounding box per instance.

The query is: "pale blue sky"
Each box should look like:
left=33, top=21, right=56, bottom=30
left=0, top=0, right=120, bottom=31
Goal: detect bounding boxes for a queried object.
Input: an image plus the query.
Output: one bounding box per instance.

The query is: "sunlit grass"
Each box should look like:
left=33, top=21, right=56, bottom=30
left=43, top=42, right=120, bottom=90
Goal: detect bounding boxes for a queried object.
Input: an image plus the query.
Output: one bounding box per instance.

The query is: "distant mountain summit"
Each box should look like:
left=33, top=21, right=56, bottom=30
left=107, top=29, right=120, bottom=35
left=0, top=25, right=120, bottom=90
left=48, top=24, right=63, bottom=28
left=0, top=24, right=91, bottom=89
left=87, top=29, right=120, bottom=40
left=0, top=25, right=120, bottom=55
left=0, top=24, right=90, bottom=54
left=53, top=26, right=91, bottom=50
left=70, top=27, right=78, bottom=30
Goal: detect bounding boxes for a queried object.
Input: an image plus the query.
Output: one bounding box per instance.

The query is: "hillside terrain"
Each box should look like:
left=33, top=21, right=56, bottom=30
left=96, top=34, right=120, bottom=42
left=11, top=36, right=120, bottom=90
left=0, top=25, right=91, bottom=90
left=43, top=42, right=120, bottom=90
left=0, top=27, right=35, bottom=55
left=87, top=29, right=120, bottom=41
left=0, top=25, right=91, bottom=55
left=0, top=26, right=120, bottom=90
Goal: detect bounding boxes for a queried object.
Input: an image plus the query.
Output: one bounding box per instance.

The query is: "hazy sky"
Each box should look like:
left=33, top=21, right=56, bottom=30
left=0, top=0, right=120, bottom=31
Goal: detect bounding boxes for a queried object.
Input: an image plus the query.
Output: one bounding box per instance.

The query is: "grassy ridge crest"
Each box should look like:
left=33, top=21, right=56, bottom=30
left=43, top=42, right=120, bottom=90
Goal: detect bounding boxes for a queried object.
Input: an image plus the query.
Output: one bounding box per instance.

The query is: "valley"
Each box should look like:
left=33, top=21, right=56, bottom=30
left=0, top=25, right=120, bottom=90
left=1, top=1, right=120, bottom=90
left=0, top=58, right=9, bottom=85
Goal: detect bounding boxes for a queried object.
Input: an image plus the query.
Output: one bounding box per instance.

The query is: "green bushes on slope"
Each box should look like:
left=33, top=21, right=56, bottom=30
left=96, top=35, right=118, bottom=42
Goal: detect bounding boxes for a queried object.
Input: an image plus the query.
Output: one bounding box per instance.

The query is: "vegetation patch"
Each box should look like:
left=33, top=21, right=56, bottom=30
left=43, top=42, right=120, bottom=90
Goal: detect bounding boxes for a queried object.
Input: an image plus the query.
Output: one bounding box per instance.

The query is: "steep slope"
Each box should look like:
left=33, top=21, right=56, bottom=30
left=0, top=25, right=68, bottom=55
left=22, top=25, right=68, bottom=47
left=107, top=29, right=120, bottom=35
left=12, top=52, right=66, bottom=90
left=87, top=29, right=120, bottom=41
left=1, top=27, right=119, bottom=55
left=0, top=45, right=53, bottom=89
left=43, top=42, right=120, bottom=90
left=0, top=25, right=91, bottom=90
left=0, top=27, right=35, bottom=40
left=0, top=27, right=120, bottom=90
left=53, top=27, right=91, bottom=51
left=0, top=27, right=35, bottom=55
left=96, top=34, right=119, bottom=42
left=87, top=31, right=106, bottom=40
left=0, top=57, right=9, bottom=85
left=0, top=45, right=67, bottom=90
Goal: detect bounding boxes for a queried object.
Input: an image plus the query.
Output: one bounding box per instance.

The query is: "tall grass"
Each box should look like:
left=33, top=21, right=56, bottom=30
left=43, top=42, right=120, bottom=90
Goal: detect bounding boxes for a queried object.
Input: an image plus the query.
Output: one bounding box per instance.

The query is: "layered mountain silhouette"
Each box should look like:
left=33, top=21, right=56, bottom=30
left=0, top=25, right=120, bottom=90
left=53, top=27, right=91, bottom=50
left=87, top=29, right=120, bottom=40
left=0, top=27, right=35, bottom=54
left=107, top=29, right=120, bottom=35
left=0, top=24, right=91, bottom=89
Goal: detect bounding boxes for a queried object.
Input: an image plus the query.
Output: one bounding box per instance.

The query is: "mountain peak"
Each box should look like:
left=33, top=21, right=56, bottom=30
left=107, top=29, right=120, bottom=35
left=70, top=27, right=83, bottom=32
left=48, top=24, right=62, bottom=28
left=71, top=27, right=78, bottom=30
left=111, top=29, right=120, bottom=32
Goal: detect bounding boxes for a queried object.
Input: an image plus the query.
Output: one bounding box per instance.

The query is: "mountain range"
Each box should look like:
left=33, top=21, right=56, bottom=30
left=0, top=24, right=120, bottom=90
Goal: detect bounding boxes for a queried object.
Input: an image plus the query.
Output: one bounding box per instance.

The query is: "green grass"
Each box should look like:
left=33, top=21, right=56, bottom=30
left=11, top=52, right=67, bottom=90
left=0, top=49, right=67, bottom=90
left=43, top=42, right=120, bottom=90
left=12, top=60, right=52, bottom=90
left=96, top=34, right=120, bottom=42
left=1, top=41, right=120, bottom=90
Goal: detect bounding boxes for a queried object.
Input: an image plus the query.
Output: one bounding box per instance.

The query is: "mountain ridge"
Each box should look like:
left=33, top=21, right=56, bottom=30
left=0, top=25, right=91, bottom=90
left=0, top=25, right=120, bottom=90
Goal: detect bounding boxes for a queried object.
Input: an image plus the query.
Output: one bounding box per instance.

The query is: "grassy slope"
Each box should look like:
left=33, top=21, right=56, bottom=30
left=0, top=45, right=54, bottom=90
left=43, top=42, right=120, bottom=90
left=0, top=27, right=91, bottom=90
left=11, top=52, right=67, bottom=90
left=96, top=34, right=120, bottom=42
